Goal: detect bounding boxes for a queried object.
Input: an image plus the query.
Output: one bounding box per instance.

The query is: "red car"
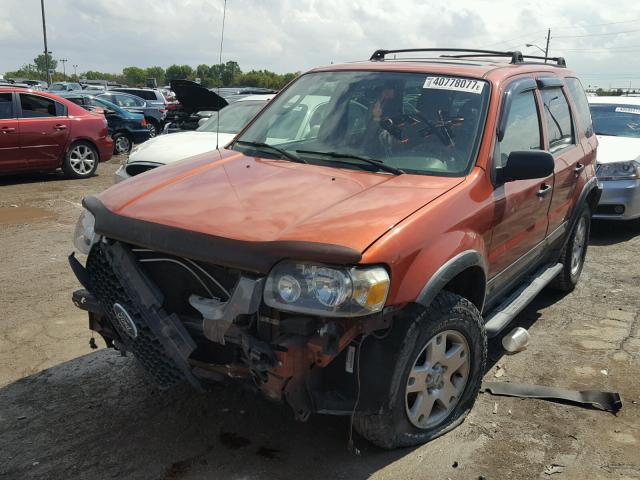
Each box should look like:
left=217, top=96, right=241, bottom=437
left=0, top=87, right=113, bottom=178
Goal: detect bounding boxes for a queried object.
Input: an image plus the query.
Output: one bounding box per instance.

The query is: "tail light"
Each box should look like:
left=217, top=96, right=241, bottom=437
left=159, top=109, right=168, bottom=113
left=141, top=117, right=147, bottom=127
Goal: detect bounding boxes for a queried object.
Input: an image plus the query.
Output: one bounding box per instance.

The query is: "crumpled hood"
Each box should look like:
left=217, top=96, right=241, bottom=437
left=596, top=135, right=640, bottom=164
left=128, top=131, right=236, bottom=165
left=98, top=150, right=463, bottom=253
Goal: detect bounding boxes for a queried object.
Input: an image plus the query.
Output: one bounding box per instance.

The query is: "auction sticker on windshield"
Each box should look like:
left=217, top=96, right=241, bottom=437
left=423, top=76, right=485, bottom=94
left=616, top=107, right=640, bottom=115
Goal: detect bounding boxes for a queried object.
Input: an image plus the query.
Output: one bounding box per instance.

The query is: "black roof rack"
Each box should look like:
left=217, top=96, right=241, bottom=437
left=369, top=48, right=566, bottom=67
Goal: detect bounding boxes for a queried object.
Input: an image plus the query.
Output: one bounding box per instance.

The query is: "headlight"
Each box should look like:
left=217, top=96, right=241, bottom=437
left=73, top=209, right=98, bottom=254
left=264, top=261, right=390, bottom=317
left=596, top=161, right=640, bottom=180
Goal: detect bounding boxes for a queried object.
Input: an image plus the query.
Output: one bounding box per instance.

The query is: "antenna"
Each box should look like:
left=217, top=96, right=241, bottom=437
left=216, top=0, right=228, bottom=151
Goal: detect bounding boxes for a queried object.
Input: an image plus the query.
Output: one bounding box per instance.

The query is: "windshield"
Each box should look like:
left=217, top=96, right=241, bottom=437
left=590, top=103, right=640, bottom=138
left=50, top=84, right=66, bottom=91
left=197, top=100, right=266, bottom=133
left=90, top=97, right=127, bottom=116
left=233, top=71, right=489, bottom=176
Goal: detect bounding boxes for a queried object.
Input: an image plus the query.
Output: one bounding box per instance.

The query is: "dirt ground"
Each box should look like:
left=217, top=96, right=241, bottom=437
left=0, top=158, right=639, bottom=480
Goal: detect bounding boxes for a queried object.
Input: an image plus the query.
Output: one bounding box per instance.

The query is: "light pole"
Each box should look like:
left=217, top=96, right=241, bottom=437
left=526, top=43, right=546, bottom=55
left=40, top=0, right=51, bottom=85
left=60, top=58, right=68, bottom=80
left=526, top=29, right=551, bottom=62
left=73, top=64, right=78, bottom=78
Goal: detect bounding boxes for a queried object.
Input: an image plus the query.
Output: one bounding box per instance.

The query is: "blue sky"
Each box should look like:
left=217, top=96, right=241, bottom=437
left=1, top=0, right=639, bottom=88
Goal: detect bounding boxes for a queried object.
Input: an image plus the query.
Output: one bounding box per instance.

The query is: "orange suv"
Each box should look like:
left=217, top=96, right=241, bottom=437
left=70, top=48, right=600, bottom=449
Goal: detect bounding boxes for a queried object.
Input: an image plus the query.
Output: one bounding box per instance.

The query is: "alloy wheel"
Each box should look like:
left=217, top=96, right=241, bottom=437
left=114, top=136, right=131, bottom=154
left=147, top=123, right=157, bottom=138
left=405, top=330, right=470, bottom=429
left=69, top=145, right=96, bottom=176
left=571, top=216, right=587, bottom=276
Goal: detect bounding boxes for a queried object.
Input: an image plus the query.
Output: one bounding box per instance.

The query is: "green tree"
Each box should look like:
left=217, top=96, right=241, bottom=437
left=165, top=64, right=194, bottom=82
left=122, top=66, right=146, bottom=86
left=34, top=53, right=57, bottom=77
left=221, top=60, right=241, bottom=85
left=145, top=66, right=165, bottom=86
left=195, top=64, right=210, bottom=85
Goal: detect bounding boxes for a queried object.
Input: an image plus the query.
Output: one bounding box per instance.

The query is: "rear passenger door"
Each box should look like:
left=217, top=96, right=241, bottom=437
left=17, top=93, right=70, bottom=168
left=537, top=78, right=582, bottom=234
left=487, top=78, right=553, bottom=290
left=0, top=92, right=22, bottom=172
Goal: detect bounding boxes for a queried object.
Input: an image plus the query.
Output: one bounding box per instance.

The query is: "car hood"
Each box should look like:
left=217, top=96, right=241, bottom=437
left=596, top=135, right=640, bottom=164
left=98, top=150, right=463, bottom=253
left=170, top=80, right=228, bottom=113
left=128, top=131, right=236, bottom=165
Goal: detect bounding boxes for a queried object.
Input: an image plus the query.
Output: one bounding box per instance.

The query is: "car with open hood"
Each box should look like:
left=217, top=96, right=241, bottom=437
left=114, top=94, right=274, bottom=181
left=588, top=96, right=640, bottom=220
left=162, top=80, right=228, bottom=133
left=70, top=48, right=599, bottom=449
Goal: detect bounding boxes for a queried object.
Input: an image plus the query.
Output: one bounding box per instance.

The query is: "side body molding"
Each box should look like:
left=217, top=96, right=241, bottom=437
left=416, top=250, right=487, bottom=311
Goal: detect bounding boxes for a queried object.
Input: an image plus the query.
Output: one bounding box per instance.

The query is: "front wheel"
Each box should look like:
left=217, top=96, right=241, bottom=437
left=62, top=141, right=99, bottom=179
left=550, top=206, right=590, bottom=292
left=354, top=291, right=487, bottom=449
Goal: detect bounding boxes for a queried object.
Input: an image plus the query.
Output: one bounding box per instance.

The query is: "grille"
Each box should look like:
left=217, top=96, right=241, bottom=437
left=87, top=243, right=186, bottom=389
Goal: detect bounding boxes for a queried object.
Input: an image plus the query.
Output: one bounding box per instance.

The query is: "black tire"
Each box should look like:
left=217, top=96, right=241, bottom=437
left=550, top=206, right=590, bottom=292
left=62, top=141, right=99, bottom=179
left=112, top=132, right=133, bottom=155
left=354, top=291, right=487, bottom=449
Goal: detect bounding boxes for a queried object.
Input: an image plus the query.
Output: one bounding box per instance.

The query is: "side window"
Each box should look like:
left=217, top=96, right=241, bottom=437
left=565, top=78, right=593, bottom=137
left=114, top=95, right=141, bottom=107
left=540, top=88, right=575, bottom=153
left=19, top=94, right=59, bottom=118
left=0, top=93, right=14, bottom=119
left=497, top=90, right=541, bottom=167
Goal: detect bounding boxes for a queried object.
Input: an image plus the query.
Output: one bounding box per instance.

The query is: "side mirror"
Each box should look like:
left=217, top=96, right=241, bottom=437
left=497, top=150, right=554, bottom=183
left=103, top=108, right=117, bottom=116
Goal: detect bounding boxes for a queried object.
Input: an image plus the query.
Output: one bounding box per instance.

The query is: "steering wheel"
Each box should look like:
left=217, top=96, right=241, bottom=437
left=381, top=112, right=463, bottom=147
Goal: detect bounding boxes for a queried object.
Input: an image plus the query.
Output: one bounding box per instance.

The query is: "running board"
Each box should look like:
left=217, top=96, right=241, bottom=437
left=484, top=263, right=563, bottom=338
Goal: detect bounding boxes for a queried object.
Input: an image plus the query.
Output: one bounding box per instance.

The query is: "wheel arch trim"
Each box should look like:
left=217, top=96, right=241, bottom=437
left=415, top=250, right=487, bottom=312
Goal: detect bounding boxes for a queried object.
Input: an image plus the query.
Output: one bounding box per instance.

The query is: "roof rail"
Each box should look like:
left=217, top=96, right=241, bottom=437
left=369, top=48, right=566, bottom=67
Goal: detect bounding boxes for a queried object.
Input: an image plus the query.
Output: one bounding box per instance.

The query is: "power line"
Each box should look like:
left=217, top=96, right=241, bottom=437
left=554, top=28, right=640, bottom=39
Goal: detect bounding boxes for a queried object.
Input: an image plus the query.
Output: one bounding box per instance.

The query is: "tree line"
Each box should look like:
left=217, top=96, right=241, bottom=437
left=4, top=54, right=300, bottom=89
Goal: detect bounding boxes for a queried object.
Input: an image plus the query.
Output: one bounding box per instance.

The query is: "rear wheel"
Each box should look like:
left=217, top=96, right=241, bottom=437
left=62, top=141, right=98, bottom=179
left=113, top=132, right=132, bottom=155
left=550, top=206, right=590, bottom=292
left=354, top=291, right=487, bottom=449
left=146, top=121, right=158, bottom=138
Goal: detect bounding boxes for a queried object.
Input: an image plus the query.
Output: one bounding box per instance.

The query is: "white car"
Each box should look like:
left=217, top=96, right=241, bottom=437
left=114, top=94, right=275, bottom=182
left=589, top=96, right=640, bottom=220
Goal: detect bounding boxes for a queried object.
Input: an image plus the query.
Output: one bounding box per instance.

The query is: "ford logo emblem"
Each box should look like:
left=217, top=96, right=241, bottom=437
left=113, top=303, right=138, bottom=339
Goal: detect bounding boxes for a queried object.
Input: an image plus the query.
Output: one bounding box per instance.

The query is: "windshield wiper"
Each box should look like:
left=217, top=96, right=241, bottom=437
left=296, top=150, right=403, bottom=175
left=235, top=140, right=306, bottom=164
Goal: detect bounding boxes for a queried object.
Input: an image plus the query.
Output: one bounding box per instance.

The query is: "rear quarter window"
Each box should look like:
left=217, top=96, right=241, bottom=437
left=565, top=78, right=593, bottom=137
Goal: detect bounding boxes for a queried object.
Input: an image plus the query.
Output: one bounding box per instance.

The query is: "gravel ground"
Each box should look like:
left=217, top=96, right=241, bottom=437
left=0, top=158, right=638, bottom=480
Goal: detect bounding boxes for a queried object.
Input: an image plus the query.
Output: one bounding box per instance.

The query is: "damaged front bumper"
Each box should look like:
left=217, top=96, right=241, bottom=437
left=70, top=240, right=394, bottom=420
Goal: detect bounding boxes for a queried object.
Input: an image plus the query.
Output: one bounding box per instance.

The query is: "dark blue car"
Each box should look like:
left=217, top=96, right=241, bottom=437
left=57, top=92, right=150, bottom=154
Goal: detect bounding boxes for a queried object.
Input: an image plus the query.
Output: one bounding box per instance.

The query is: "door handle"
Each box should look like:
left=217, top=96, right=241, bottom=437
left=574, top=163, right=585, bottom=174
left=54, top=124, right=67, bottom=130
left=537, top=183, right=552, bottom=198
left=0, top=126, right=15, bottom=133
